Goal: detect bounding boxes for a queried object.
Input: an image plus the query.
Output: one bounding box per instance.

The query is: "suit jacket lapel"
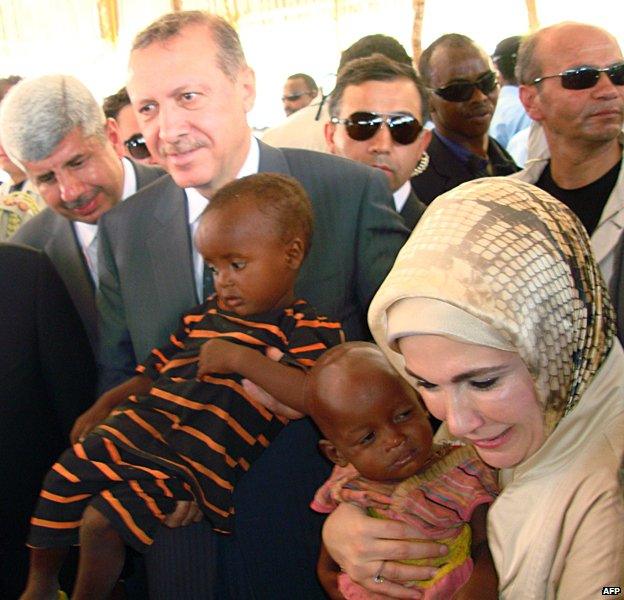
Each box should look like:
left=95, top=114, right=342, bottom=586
left=400, top=190, right=426, bottom=230
left=592, top=161, right=624, bottom=269
left=145, top=178, right=198, bottom=307
left=45, top=217, right=98, bottom=347
left=133, top=160, right=149, bottom=188
left=428, top=134, right=470, bottom=189
left=132, top=159, right=165, bottom=189
left=258, top=140, right=292, bottom=174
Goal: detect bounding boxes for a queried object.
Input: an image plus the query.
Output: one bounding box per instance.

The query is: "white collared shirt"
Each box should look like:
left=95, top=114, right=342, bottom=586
left=393, top=181, right=411, bottom=213
left=120, top=156, right=137, bottom=200
left=74, top=157, right=135, bottom=285
left=187, top=136, right=260, bottom=302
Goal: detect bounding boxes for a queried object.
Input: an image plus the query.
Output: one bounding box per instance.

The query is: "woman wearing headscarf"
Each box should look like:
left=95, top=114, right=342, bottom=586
left=323, top=178, right=624, bottom=599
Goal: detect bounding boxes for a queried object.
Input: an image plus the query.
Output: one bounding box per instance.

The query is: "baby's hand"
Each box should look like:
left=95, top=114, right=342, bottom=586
left=163, top=500, right=203, bottom=527
left=197, top=338, right=243, bottom=378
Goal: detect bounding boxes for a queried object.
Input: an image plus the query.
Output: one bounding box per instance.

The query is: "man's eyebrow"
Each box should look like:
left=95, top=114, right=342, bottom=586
left=171, top=83, right=204, bottom=98
left=131, top=96, right=150, bottom=106
left=64, top=153, right=87, bottom=167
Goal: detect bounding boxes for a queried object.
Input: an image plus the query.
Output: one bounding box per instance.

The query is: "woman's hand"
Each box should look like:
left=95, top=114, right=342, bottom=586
left=241, top=378, right=305, bottom=419
left=322, top=503, right=448, bottom=599
left=241, top=346, right=305, bottom=419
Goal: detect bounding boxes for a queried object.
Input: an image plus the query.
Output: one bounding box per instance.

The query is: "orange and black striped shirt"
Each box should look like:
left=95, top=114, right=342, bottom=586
left=93, top=297, right=344, bottom=532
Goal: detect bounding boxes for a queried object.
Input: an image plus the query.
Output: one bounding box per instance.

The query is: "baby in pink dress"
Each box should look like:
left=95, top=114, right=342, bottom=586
left=306, top=342, right=499, bottom=600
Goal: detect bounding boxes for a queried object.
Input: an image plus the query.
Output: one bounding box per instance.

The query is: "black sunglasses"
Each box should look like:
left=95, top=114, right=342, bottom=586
left=281, top=91, right=313, bottom=102
left=330, top=111, right=423, bottom=145
left=123, top=134, right=151, bottom=160
left=432, top=71, right=498, bottom=102
left=532, top=62, right=624, bottom=90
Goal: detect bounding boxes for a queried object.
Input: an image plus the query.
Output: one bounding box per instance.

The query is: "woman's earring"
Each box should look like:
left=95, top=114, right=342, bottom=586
left=412, top=151, right=430, bottom=177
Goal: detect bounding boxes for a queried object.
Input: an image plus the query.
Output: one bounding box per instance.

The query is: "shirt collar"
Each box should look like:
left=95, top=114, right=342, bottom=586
left=237, top=135, right=260, bottom=179
left=121, top=157, right=137, bottom=199
left=74, top=220, right=98, bottom=247
left=393, top=181, right=412, bottom=213
left=186, top=187, right=209, bottom=225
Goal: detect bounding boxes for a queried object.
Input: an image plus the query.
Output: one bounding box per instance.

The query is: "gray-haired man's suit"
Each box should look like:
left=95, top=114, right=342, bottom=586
left=11, top=160, right=164, bottom=352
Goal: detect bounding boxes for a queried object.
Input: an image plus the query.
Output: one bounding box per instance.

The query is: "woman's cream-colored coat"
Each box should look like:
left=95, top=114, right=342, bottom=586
left=489, top=344, right=624, bottom=599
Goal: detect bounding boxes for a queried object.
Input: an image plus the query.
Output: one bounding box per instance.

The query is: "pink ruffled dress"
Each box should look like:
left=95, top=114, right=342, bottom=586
left=311, top=443, right=498, bottom=599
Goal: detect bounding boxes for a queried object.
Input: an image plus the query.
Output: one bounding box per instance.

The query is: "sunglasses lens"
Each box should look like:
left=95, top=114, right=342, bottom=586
left=388, top=116, right=422, bottom=145
left=436, top=82, right=474, bottom=102
left=345, top=112, right=381, bottom=141
left=129, top=143, right=150, bottom=160
left=608, top=63, right=624, bottom=86
left=561, top=67, right=600, bottom=90
left=342, top=113, right=422, bottom=144
left=436, top=71, right=498, bottom=102
left=125, top=135, right=151, bottom=160
left=477, top=72, right=498, bottom=94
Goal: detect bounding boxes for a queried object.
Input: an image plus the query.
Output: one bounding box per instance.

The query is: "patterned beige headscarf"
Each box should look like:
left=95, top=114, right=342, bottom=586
left=369, top=177, right=615, bottom=433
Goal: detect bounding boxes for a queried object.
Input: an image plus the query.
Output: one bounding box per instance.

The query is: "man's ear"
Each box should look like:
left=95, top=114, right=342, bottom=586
left=237, top=66, right=256, bottom=113
left=324, top=121, right=337, bottom=154
left=318, top=439, right=349, bottom=467
left=414, top=127, right=432, bottom=157
left=519, top=84, right=543, bottom=121
left=285, top=237, right=305, bottom=270
left=105, top=118, right=125, bottom=158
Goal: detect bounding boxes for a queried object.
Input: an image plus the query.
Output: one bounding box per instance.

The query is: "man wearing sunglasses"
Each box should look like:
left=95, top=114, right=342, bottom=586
left=103, top=87, right=159, bottom=166
left=0, top=75, right=165, bottom=354
left=325, top=54, right=430, bottom=229
left=281, top=73, right=319, bottom=117
left=263, top=34, right=414, bottom=153
left=412, top=33, right=518, bottom=206
left=514, top=22, right=624, bottom=341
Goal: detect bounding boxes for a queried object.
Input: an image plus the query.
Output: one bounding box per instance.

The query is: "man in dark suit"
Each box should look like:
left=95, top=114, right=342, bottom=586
left=88, top=10, right=407, bottom=599
left=0, top=244, right=96, bottom=598
left=412, top=34, right=518, bottom=205
left=324, top=54, right=430, bottom=229
left=0, top=75, right=164, bottom=353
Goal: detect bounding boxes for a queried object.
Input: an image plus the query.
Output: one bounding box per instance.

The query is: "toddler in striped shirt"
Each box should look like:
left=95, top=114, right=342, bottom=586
left=20, top=173, right=343, bottom=600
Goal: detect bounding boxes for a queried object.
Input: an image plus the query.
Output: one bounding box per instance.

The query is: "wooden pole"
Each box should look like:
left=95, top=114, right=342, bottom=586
left=412, top=0, right=426, bottom=66
left=97, top=0, right=119, bottom=44
left=525, top=0, right=539, bottom=31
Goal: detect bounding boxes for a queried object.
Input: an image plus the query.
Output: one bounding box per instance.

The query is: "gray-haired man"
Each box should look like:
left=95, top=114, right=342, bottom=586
left=0, top=75, right=164, bottom=351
